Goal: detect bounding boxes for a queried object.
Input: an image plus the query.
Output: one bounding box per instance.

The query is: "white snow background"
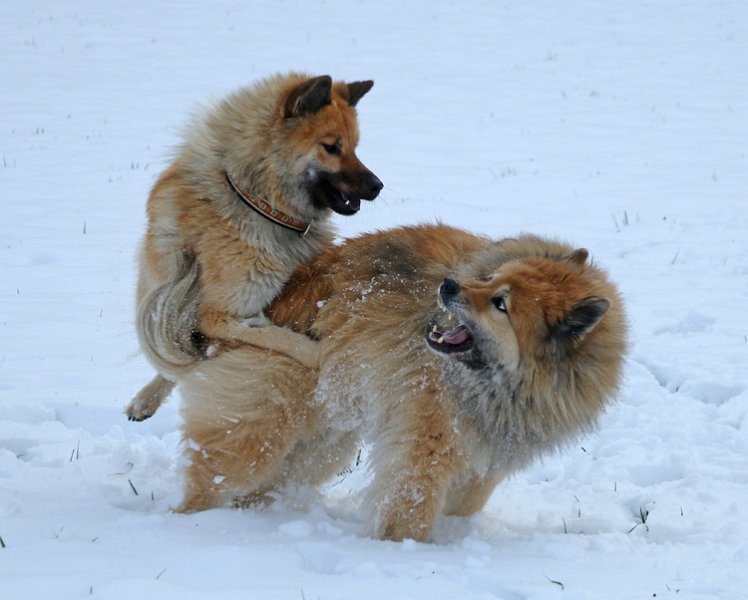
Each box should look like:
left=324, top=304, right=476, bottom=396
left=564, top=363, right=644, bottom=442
left=2, top=1, right=747, bottom=599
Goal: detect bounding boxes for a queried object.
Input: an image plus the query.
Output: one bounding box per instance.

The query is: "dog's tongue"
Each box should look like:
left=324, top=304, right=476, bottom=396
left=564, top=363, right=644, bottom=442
left=442, top=324, right=470, bottom=345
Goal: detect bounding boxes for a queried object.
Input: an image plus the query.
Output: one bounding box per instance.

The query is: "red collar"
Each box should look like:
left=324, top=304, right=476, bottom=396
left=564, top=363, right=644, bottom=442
left=225, top=172, right=310, bottom=235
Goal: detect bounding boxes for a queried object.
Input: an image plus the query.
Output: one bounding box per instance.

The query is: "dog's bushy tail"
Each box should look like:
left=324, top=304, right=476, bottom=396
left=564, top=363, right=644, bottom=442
left=136, top=257, right=206, bottom=379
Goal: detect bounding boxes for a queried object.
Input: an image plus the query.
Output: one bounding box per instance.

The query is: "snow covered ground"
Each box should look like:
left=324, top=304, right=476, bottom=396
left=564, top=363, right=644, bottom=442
left=2, top=1, right=747, bottom=598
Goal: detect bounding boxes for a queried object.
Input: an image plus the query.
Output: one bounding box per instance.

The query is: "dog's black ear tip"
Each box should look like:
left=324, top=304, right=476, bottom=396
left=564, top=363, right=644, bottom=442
left=346, top=80, right=375, bottom=107
left=285, top=75, right=334, bottom=117
left=567, top=248, right=589, bottom=265
left=308, top=75, right=333, bottom=94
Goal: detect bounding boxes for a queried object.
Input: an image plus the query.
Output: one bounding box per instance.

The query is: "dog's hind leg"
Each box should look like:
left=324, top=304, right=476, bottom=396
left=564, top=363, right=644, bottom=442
left=125, top=373, right=175, bottom=421
left=176, top=346, right=319, bottom=513
left=178, top=413, right=306, bottom=513
left=178, top=398, right=320, bottom=513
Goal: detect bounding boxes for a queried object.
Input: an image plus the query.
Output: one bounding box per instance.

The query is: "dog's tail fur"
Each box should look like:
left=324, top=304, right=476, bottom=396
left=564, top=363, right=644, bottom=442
left=136, top=256, right=206, bottom=379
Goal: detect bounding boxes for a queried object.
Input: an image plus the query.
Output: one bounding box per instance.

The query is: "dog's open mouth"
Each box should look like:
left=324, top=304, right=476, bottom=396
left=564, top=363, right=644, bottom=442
left=321, top=179, right=362, bottom=216
left=427, top=323, right=474, bottom=354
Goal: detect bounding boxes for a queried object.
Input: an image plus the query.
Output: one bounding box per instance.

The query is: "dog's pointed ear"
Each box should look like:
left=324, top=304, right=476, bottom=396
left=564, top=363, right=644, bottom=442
left=346, top=80, right=374, bottom=107
left=285, top=75, right=333, bottom=118
left=553, top=296, right=610, bottom=351
left=565, top=248, right=589, bottom=266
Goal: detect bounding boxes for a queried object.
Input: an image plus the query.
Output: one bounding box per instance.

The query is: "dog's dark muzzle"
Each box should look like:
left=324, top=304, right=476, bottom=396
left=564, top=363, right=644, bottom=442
left=428, top=277, right=478, bottom=361
left=315, top=169, right=383, bottom=216
left=337, top=168, right=383, bottom=201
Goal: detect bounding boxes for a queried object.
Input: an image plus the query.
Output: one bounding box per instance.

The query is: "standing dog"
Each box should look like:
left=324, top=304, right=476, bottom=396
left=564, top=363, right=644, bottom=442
left=125, top=72, right=381, bottom=421
left=176, top=224, right=627, bottom=541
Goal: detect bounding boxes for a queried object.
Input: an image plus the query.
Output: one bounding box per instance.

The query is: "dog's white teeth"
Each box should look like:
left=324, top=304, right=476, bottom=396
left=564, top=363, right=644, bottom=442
left=448, top=312, right=454, bottom=322
left=432, top=325, right=438, bottom=333
left=436, top=336, right=444, bottom=344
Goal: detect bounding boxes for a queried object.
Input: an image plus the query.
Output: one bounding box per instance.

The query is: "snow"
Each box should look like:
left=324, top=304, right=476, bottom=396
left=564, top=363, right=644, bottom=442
left=1, top=1, right=747, bottom=598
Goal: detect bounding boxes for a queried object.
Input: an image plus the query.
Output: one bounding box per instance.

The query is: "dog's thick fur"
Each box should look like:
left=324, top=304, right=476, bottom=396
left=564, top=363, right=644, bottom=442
left=125, top=72, right=381, bottom=421
left=176, top=224, right=628, bottom=541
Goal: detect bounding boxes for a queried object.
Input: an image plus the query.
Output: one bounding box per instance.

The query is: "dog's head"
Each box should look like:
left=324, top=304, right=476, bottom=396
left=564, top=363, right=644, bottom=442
left=278, top=75, right=382, bottom=217
left=427, top=249, right=615, bottom=376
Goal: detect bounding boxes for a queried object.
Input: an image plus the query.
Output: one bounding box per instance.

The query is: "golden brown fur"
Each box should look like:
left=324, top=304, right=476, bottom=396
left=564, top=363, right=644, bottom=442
left=125, top=72, right=381, bottom=421
left=176, top=224, right=627, bottom=541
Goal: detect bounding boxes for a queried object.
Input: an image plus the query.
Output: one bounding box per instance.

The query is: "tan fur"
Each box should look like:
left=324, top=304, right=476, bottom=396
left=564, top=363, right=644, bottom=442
left=177, top=224, right=628, bottom=541
left=126, top=72, right=380, bottom=421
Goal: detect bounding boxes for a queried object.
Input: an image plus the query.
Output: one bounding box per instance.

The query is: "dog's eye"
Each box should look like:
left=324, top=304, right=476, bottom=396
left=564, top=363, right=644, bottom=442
left=321, top=143, right=340, bottom=156
left=492, top=296, right=507, bottom=313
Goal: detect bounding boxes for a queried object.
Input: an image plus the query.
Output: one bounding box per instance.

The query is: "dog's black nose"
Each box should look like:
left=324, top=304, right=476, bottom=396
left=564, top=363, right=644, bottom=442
left=367, top=174, right=383, bottom=198
left=440, top=277, right=460, bottom=300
